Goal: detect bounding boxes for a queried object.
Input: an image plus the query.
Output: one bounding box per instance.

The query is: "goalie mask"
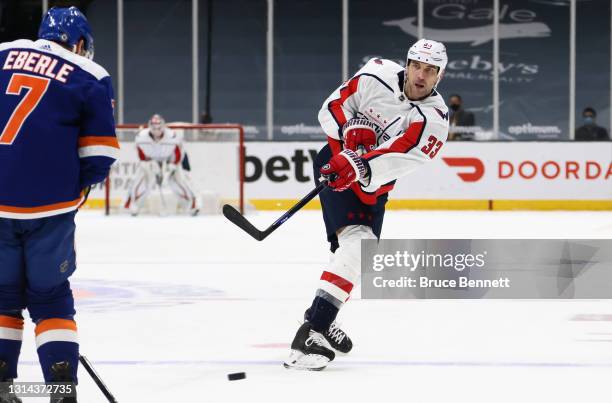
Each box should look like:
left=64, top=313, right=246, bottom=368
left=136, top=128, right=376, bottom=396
left=148, top=114, right=166, bottom=139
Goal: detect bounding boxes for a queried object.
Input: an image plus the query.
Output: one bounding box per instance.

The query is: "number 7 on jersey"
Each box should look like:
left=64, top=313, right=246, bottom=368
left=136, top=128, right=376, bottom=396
left=0, top=73, right=50, bottom=145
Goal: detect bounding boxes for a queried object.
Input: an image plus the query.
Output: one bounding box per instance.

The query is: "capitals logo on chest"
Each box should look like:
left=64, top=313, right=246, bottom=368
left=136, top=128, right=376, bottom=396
left=364, top=107, right=389, bottom=127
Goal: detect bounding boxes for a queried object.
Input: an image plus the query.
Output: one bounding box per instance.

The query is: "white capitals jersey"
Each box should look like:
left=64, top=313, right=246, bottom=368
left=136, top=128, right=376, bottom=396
left=135, top=128, right=184, bottom=164
left=318, top=58, right=449, bottom=204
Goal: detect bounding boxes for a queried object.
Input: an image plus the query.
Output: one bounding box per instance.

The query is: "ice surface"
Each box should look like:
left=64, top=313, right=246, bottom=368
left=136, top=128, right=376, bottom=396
left=14, top=210, right=612, bottom=402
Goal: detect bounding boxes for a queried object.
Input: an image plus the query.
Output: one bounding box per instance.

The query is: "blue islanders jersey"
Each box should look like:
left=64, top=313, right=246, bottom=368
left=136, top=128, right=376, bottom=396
left=0, top=39, right=118, bottom=219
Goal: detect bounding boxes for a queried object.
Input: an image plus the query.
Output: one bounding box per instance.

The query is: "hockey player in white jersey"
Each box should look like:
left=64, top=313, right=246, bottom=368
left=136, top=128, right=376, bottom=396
left=284, top=39, right=450, bottom=370
left=124, top=114, right=199, bottom=215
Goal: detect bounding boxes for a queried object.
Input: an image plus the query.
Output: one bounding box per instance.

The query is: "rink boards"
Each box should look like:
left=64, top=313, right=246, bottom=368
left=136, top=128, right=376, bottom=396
left=87, top=141, right=612, bottom=211
left=243, top=141, right=612, bottom=210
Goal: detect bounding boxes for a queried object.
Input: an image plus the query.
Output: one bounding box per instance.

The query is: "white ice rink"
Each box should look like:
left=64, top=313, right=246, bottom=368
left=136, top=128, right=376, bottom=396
left=13, top=209, right=612, bottom=402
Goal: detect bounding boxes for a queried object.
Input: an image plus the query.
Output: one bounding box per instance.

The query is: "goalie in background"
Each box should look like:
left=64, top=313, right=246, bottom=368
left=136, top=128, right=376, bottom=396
left=123, top=114, right=200, bottom=215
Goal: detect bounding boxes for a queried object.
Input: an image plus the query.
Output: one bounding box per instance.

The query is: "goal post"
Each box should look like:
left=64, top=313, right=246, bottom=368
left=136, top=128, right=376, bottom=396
left=101, top=123, right=245, bottom=215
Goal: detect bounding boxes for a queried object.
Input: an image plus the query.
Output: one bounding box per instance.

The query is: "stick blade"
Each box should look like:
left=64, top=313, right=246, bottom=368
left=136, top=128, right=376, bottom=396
left=222, top=204, right=265, bottom=241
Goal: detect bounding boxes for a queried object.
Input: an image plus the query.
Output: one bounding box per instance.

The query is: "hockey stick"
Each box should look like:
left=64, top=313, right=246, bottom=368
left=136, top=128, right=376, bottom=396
left=223, top=181, right=328, bottom=241
left=79, top=355, right=118, bottom=403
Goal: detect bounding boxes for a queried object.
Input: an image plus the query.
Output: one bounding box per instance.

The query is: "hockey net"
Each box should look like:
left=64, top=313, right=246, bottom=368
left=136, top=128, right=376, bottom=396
left=100, top=123, right=244, bottom=215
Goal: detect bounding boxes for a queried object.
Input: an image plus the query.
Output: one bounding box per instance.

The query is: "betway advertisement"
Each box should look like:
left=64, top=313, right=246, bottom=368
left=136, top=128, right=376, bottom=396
left=244, top=141, right=612, bottom=200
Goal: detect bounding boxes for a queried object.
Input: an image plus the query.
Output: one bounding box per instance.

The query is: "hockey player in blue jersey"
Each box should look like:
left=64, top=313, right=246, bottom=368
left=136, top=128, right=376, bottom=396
left=0, top=7, right=118, bottom=402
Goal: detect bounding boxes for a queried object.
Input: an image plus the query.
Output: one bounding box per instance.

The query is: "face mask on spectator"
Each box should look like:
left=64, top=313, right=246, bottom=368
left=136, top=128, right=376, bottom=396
left=583, top=116, right=594, bottom=124
left=450, top=103, right=460, bottom=111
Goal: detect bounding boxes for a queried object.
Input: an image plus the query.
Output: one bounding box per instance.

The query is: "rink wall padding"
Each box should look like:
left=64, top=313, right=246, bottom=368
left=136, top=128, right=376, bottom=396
left=85, top=141, right=612, bottom=211
left=242, top=141, right=612, bottom=211
left=248, top=199, right=612, bottom=211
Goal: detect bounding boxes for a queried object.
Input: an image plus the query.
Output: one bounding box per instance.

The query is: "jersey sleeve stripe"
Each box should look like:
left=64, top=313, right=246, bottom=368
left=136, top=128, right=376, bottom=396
left=364, top=105, right=428, bottom=160
left=365, top=120, right=425, bottom=160
left=78, top=145, right=120, bottom=159
left=327, top=76, right=361, bottom=130
left=78, top=136, right=119, bottom=148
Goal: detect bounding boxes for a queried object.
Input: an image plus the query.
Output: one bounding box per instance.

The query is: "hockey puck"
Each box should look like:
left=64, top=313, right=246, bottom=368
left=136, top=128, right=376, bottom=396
left=227, top=372, right=246, bottom=381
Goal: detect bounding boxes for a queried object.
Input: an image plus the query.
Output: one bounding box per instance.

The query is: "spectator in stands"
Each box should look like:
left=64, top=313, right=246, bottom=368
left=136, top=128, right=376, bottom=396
left=448, top=94, right=475, bottom=140
left=575, top=107, right=609, bottom=141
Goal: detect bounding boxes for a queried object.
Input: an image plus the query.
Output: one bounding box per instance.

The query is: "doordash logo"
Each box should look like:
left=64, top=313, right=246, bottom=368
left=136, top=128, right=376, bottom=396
left=498, top=160, right=612, bottom=180
left=443, top=158, right=612, bottom=182
left=442, top=157, right=485, bottom=182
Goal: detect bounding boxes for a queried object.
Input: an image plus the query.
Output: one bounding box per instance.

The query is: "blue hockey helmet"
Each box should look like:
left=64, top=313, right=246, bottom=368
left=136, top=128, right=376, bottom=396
left=38, top=7, right=95, bottom=60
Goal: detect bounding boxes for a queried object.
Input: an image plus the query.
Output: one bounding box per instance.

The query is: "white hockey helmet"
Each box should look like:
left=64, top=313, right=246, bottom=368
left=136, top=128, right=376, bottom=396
left=148, top=114, right=166, bottom=137
left=406, top=38, right=447, bottom=79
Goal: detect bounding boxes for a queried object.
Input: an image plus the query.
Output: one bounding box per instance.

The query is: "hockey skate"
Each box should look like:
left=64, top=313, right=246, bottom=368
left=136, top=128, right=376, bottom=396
left=323, top=321, right=353, bottom=354
left=283, top=322, right=335, bottom=371
left=49, top=361, right=76, bottom=403
left=303, top=309, right=353, bottom=354
left=0, top=361, right=22, bottom=403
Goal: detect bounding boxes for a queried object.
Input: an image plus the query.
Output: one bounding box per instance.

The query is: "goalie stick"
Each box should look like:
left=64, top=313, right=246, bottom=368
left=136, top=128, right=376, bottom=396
left=79, top=355, right=118, bottom=403
left=223, top=181, right=328, bottom=241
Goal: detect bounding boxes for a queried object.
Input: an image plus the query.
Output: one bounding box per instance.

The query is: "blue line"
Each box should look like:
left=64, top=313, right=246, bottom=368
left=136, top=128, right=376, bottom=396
left=17, top=360, right=612, bottom=368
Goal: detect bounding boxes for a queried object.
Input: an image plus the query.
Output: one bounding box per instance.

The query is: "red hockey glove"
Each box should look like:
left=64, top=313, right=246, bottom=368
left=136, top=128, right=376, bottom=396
left=320, top=149, right=369, bottom=192
left=342, top=118, right=378, bottom=154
